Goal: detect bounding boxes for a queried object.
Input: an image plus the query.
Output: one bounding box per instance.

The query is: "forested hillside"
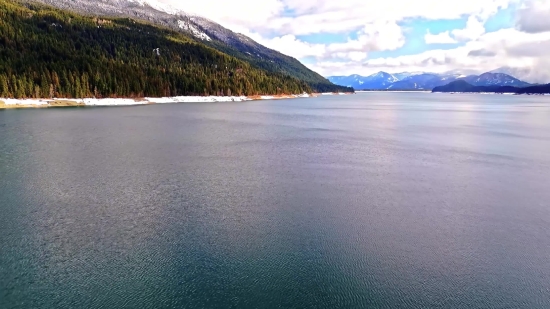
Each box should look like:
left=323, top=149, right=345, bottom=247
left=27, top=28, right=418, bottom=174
left=29, top=0, right=351, bottom=94
left=0, top=0, right=322, bottom=99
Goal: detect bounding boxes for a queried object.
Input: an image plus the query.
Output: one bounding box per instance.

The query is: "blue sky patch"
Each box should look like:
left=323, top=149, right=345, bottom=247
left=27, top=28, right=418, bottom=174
left=485, top=5, right=516, bottom=32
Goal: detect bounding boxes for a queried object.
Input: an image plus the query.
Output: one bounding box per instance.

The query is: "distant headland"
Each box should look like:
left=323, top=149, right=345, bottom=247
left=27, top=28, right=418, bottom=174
left=432, top=80, right=550, bottom=95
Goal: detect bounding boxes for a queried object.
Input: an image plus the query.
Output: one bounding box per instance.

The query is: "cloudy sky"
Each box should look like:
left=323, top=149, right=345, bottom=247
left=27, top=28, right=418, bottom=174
left=158, top=0, right=550, bottom=80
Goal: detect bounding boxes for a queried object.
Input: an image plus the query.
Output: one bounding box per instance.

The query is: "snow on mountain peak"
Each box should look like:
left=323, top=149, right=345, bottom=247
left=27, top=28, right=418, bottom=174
left=115, top=0, right=215, bottom=41
left=368, top=71, right=395, bottom=81
left=127, top=0, right=181, bottom=15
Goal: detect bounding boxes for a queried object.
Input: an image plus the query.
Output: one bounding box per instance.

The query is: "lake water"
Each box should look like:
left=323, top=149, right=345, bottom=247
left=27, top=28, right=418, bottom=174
left=1, top=93, right=550, bottom=308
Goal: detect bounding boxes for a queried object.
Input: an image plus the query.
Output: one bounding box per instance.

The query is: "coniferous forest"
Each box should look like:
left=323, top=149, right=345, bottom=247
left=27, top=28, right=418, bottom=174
left=0, top=0, right=341, bottom=99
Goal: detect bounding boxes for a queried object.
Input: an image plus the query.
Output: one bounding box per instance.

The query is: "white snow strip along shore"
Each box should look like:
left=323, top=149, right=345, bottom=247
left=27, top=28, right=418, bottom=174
left=321, top=92, right=346, bottom=95
left=0, top=94, right=311, bottom=108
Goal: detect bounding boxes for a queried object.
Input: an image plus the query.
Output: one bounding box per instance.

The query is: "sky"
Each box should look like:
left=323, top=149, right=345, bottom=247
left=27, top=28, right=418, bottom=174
left=157, top=0, right=550, bottom=80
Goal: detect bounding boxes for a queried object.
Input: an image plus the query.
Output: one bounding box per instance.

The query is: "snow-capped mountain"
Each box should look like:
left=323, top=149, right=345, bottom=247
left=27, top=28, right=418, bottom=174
left=327, top=72, right=398, bottom=89
left=328, top=71, right=532, bottom=90
left=33, top=0, right=225, bottom=41
left=126, top=0, right=180, bottom=15
left=32, top=0, right=211, bottom=40
left=28, top=0, right=290, bottom=61
left=392, top=72, right=426, bottom=81
left=387, top=74, right=446, bottom=90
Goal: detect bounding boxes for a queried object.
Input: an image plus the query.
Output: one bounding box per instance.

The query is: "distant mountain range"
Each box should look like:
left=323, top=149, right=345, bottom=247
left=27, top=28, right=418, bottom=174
left=432, top=80, right=550, bottom=94
left=328, top=71, right=532, bottom=91
left=328, top=72, right=398, bottom=90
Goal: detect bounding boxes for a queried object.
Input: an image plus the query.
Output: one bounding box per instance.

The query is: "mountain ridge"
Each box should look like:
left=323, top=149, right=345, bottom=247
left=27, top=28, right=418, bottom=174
left=26, top=0, right=352, bottom=93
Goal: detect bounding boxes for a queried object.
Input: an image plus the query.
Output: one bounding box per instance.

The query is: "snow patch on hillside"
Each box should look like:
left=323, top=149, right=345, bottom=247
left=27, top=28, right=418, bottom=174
left=177, top=20, right=211, bottom=41
left=127, top=0, right=180, bottom=15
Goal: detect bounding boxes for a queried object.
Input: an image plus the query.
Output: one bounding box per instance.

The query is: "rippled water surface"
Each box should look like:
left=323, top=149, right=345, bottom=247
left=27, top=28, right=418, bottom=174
left=2, top=93, right=550, bottom=308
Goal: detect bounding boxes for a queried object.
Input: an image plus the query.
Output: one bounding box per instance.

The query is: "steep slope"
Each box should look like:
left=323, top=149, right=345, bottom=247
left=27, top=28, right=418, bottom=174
left=187, top=18, right=349, bottom=92
left=28, top=0, right=351, bottom=92
left=0, top=0, right=312, bottom=98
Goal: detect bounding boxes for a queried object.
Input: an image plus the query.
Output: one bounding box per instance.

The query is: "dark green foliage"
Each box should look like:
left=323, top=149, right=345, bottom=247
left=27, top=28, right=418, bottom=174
left=516, top=84, right=550, bottom=94
left=0, top=0, right=315, bottom=98
left=432, top=80, right=550, bottom=94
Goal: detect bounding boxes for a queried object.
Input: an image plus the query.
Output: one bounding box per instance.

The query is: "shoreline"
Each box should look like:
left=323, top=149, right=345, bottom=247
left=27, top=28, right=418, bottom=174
left=432, top=92, right=550, bottom=95
left=355, top=90, right=431, bottom=93
left=0, top=92, right=357, bottom=109
left=0, top=93, right=324, bottom=109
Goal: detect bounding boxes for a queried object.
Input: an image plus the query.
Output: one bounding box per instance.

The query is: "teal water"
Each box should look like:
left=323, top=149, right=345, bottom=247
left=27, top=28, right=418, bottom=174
left=1, top=93, right=550, bottom=308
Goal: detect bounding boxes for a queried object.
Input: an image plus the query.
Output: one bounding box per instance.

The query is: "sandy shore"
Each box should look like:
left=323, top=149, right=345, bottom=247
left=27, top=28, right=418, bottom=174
left=0, top=93, right=320, bottom=109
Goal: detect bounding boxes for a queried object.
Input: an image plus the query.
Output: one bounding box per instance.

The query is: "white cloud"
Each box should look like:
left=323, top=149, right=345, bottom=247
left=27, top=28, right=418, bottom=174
left=425, top=30, right=458, bottom=44
left=153, top=0, right=550, bottom=82
left=250, top=34, right=326, bottom=59
left=283, top=0, right=513, bottom=34
left=324, top=21, right=405, bottom=56
left=313, top=27, right=550, bottom=80
left=241, top=19, right=404, bottom=62
left=516, top=0, right=550, bottom=33
left=159, top=0, right=514, bottom=35
left=452, top=16, right=486, bottom=41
